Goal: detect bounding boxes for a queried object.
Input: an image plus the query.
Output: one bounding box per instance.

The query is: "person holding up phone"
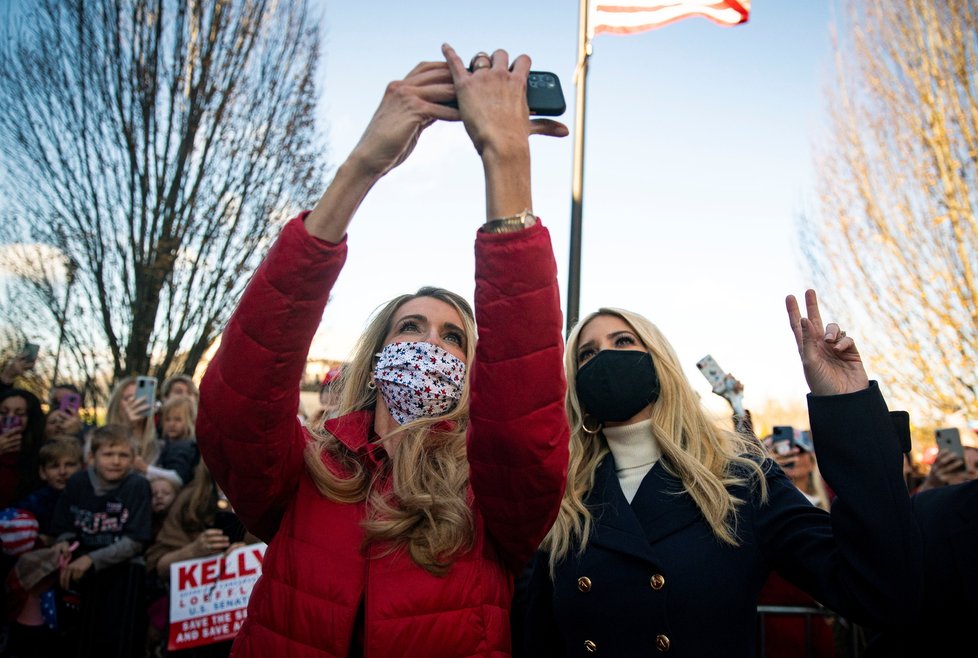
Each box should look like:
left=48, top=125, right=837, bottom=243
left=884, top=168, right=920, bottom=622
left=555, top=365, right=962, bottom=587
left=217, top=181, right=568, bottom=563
left=915, top=428, right=977, bottom=493
left=195, top=45, right=569, bottom=657
left=104, top=376, right=159, bottom=459
left=44, top=383, right=94, bottom=444
left=0, top=344, right=39, bottom=397
left=0, top=388, right=46, bottom=509
left=517, top=290, right=922, bottom=658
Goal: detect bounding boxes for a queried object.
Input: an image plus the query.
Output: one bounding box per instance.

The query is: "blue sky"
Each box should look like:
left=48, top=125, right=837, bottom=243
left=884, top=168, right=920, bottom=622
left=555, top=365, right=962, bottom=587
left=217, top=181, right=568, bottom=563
left=309, top=1, right=837, bottom=415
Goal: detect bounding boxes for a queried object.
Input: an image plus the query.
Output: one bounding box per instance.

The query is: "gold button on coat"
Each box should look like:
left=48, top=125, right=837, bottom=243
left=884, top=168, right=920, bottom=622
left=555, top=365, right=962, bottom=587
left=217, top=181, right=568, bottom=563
left=584, top=639, right=598, bottom=653
left=650, top=573, right=665, bottom=590
left=656, top=634, right=671, bottom=652
left=577, top=576, right=592, bottom=592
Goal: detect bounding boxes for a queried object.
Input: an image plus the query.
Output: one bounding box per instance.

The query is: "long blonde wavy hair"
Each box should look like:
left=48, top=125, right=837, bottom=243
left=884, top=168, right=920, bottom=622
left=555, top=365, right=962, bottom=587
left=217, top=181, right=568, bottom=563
left=542, top=308, right=768, bottom=573
left=105, top=375, right=160, bottom=463
left=304, top=287, right=477, bottom=575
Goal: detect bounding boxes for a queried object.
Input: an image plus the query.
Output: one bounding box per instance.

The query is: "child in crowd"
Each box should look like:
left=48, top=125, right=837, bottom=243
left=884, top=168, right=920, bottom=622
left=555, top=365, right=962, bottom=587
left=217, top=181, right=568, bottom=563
left=16, top=439, right=84, bottom=543
left=51, top=424, right=153, bottom=658
left=3, top=439, right=84, bottom=657
left=151, top=396, right=200, bottom=487
left=150, top=476, right=179, bottom=537
left=160, top=396, right=195, bottom=443
left=129, top=395, right=199, bottom=489
left=154, top=374, right=199, bottom=447
left=144, top=475, right=181, bottom=658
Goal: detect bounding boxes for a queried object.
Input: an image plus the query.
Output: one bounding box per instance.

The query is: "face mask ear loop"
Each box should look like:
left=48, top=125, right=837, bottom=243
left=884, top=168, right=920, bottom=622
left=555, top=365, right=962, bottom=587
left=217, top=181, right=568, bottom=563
left=369, top=349, right=382, bottom=391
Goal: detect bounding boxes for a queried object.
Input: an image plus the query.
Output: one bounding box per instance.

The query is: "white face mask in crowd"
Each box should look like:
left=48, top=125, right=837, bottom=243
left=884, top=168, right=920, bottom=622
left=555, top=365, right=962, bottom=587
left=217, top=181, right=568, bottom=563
left=373, top=341, right=466, bottom=425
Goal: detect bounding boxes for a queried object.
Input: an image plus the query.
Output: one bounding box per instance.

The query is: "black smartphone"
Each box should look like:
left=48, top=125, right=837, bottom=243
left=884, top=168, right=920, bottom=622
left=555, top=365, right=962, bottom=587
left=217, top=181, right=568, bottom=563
left=771, top=425, right=796, bottom=468
left=20, top=342, right=40, bottom=361
left=443, top=70, right=566, bottom=116
left=525, top=71, right=566, bottom=116
left=771, top=426, right=794, bottom=454
left=214, top=498, right=247, bottom=544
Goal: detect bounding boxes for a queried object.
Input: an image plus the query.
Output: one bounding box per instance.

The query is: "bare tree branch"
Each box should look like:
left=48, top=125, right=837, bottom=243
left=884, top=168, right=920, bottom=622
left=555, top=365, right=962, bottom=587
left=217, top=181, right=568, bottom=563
left=801, top=0, right=978, bottom=423
left=0, top=0, right=326, bottom=404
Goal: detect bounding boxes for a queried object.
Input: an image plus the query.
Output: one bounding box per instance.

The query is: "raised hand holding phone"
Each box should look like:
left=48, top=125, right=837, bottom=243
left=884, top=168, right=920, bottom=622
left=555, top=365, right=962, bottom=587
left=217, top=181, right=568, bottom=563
left=0, top=416, right=22, bottom=455
left=58, top=392, right=82, bottom=415
left=697, top=354, right=745, bottom=416
left=442, top=70, right=566, bottom=116
left=935, top=427, right=966, bottom=464
left=133, top=376, right=158, bottom=418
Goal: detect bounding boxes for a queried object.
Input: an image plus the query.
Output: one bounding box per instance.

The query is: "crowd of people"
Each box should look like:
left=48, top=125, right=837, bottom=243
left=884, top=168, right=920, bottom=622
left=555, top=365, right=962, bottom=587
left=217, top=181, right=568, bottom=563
left=2, top=44, right=977, bottom=658
left=0, top=365, right=255, bottom=658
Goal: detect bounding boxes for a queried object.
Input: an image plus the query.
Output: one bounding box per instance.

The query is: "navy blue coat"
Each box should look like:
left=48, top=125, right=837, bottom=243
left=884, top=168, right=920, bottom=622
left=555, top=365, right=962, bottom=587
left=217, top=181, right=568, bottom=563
left=520, top=383, right=922, bottom=658
left=865, top=478, right=978, bottom=657
left=157, top=438, right=199, bottom=485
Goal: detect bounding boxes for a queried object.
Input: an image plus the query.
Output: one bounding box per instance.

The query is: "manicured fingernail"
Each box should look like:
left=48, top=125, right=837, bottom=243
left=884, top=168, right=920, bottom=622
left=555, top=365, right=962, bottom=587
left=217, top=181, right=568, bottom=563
left=824, top=332, right=832, bottom=341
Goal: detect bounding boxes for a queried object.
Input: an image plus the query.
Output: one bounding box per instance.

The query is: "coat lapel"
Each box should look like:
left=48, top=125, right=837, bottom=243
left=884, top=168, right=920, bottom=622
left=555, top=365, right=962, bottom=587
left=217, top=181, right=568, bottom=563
left=629, top=461, right=703, bottom=545
left=587, top=456, right=704, bottom=563
left=587, top=456, right=657, bottom=563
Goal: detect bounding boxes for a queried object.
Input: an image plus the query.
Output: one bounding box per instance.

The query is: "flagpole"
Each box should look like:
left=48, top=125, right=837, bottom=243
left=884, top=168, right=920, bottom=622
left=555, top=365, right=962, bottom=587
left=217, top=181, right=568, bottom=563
left=566, top=0, right=591, bottom=337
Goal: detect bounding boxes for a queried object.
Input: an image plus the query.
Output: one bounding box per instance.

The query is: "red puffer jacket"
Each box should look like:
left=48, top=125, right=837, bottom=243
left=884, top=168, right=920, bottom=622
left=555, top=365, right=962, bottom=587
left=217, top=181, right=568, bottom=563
left=197, top=214, right=569, bottom=658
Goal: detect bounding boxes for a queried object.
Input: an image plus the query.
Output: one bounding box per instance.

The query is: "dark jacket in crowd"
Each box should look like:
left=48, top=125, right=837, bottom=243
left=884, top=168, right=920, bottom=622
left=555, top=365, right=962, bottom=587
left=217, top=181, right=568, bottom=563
left=158, top=438, right=200, bottom=485
left=865, top=478, right=978, bottom=657
left=52, top=467, right=153, bottom=559
left=519, top=384, right=923, bottom=658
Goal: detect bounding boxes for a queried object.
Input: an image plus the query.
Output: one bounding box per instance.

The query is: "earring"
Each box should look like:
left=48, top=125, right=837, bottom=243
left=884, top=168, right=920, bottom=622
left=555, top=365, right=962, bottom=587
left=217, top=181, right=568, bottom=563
left=367, top=380, right=376, bottom=391
left=581, top=415, right=602, bottom=435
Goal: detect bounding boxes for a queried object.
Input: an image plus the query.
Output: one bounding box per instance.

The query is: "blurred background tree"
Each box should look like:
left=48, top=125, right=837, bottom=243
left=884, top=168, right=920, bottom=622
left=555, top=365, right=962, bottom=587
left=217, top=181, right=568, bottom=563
left=801, top=1, right=978, bottom=428
left=0, top=0, right=326, bottom=404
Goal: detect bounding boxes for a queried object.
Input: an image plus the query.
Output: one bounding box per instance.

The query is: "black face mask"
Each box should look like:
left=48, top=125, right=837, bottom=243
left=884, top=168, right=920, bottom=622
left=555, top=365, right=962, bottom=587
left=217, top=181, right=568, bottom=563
left=575, top=350, right=660, bottom=423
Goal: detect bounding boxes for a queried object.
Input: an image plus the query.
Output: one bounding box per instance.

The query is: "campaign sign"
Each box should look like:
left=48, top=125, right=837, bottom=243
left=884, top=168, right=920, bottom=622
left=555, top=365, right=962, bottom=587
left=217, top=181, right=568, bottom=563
left=168, top=542, right=267, bottom=650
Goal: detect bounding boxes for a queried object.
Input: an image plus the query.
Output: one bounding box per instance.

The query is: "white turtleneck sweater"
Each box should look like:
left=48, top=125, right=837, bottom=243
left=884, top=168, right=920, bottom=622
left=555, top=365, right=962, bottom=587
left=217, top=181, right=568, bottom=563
left=603, top=418, right=662, bottom=503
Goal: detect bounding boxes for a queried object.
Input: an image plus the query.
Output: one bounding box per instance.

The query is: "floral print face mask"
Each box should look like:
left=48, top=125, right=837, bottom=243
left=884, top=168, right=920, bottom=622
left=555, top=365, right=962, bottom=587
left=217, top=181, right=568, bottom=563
left=373, top=341, right=466, bottom=425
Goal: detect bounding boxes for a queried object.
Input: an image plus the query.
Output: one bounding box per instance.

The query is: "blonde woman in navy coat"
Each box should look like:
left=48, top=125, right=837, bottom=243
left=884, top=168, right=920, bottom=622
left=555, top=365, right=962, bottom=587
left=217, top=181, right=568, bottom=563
left=521, top=290, right=922, bottom=658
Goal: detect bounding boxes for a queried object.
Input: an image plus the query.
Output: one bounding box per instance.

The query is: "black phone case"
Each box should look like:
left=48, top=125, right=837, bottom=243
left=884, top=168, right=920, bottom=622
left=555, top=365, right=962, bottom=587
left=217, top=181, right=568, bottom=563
left=526, top=72, right=566, bottom=116
left=214, top=509, right=247, bottom=544
left=444, top=70, right=566, bottom=117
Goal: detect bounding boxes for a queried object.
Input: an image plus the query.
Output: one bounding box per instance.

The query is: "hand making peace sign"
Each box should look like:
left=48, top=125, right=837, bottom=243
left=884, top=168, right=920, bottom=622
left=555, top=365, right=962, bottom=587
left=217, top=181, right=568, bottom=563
left=786, top=289, right=869, bottom=396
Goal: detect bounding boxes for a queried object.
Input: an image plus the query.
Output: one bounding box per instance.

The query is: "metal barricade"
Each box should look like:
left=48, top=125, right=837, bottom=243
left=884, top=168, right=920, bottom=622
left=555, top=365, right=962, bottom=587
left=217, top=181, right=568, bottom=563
left=756, top=605, right=864, bottom=658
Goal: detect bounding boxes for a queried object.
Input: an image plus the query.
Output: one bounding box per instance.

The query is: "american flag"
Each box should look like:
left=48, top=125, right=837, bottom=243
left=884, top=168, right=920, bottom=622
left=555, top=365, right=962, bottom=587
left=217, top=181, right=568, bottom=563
left=591, top=0, right=751, bottom=36
left=0, top=507, right=39, bottom=556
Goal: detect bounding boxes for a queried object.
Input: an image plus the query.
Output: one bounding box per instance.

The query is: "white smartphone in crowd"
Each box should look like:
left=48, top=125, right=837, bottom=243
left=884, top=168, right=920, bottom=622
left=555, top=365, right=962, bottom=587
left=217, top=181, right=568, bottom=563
left=696, top=354, right=728, bottom=393
left=696, top=354, right=744, bottom=416
left=134, top=376, right=158, bottom=417
left=935, top=427, right=966, bottom=464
